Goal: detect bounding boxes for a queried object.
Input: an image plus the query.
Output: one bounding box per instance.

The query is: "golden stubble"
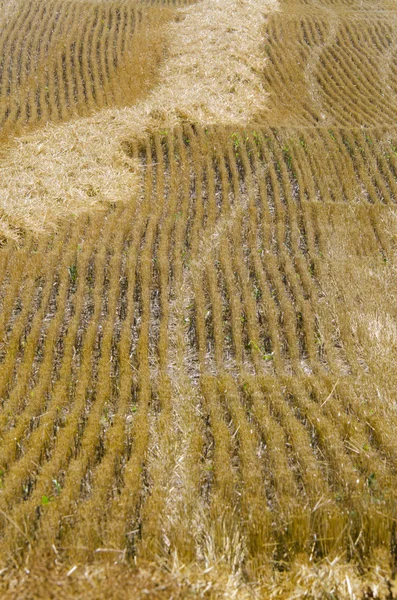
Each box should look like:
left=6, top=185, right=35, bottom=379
left=0, top=0, right=278, bottom=240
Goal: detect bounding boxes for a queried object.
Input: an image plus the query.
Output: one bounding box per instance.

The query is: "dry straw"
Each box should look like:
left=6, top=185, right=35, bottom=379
left=141, top=0, right=278, bottom=127
left=0, top=0, right=277, bottom=239
left=0, top=117, right=139, bottom=239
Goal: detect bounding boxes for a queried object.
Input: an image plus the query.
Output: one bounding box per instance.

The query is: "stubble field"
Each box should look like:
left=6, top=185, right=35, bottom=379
left=1, top=0, right=397, bottom=597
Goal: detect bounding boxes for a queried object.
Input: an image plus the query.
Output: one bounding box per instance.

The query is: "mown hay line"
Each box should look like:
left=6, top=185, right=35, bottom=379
left=144, top=128, right=206, bottom=566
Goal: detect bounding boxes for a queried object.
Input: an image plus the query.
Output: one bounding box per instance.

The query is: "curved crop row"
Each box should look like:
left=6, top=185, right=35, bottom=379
left=0, top=0, right=173, bottom=141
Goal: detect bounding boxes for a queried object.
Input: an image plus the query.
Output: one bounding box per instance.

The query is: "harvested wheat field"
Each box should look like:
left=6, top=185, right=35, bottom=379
left=1, top=0, right=397, bottom=597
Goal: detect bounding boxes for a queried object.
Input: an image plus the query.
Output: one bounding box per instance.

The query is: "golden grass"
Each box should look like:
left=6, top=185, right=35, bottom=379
left=0, top=0, right=175, bottom=239
left=1, top=0, right=397, bottom=597
left=0, top=0, right=276, bottom=239
left=0, top=0, right=174, bottom=141
left=143, top=0, right=278, bottom=127
left=0, top=116, right=139, bottom=239
left=2, top=123, right=397, bottom=596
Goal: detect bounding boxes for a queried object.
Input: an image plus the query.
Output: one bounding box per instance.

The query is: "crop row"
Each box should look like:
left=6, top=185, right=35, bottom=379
left=0, top=0, right=175, bottom=141
left=0, top=123, right=396, bottom=574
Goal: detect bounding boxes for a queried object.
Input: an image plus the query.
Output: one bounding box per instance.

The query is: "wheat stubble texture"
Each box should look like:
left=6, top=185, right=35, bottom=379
left=1, top=0, right=397, bottom=598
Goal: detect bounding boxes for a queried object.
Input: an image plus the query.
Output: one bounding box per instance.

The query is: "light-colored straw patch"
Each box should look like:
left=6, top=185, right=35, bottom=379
left=0, top=0, right=278, bottom=239
left=0, top=115, right=139, bottom=240
left=265, top=551, right=392, bottom=600
left=142, top=0, right=278, bottom=128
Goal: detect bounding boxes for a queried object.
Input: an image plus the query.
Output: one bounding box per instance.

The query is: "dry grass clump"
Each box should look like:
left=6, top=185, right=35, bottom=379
left=0, top=116, right=139, bottom=240
left=0, top=554, right=394, bottom=600
left=266, top=551, right=393, bottom=599
left=140, top=0, right=278, bottom=128
left=165, top=550, right=395, bottom=599
left=0, top=560, right=195, bottom=600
